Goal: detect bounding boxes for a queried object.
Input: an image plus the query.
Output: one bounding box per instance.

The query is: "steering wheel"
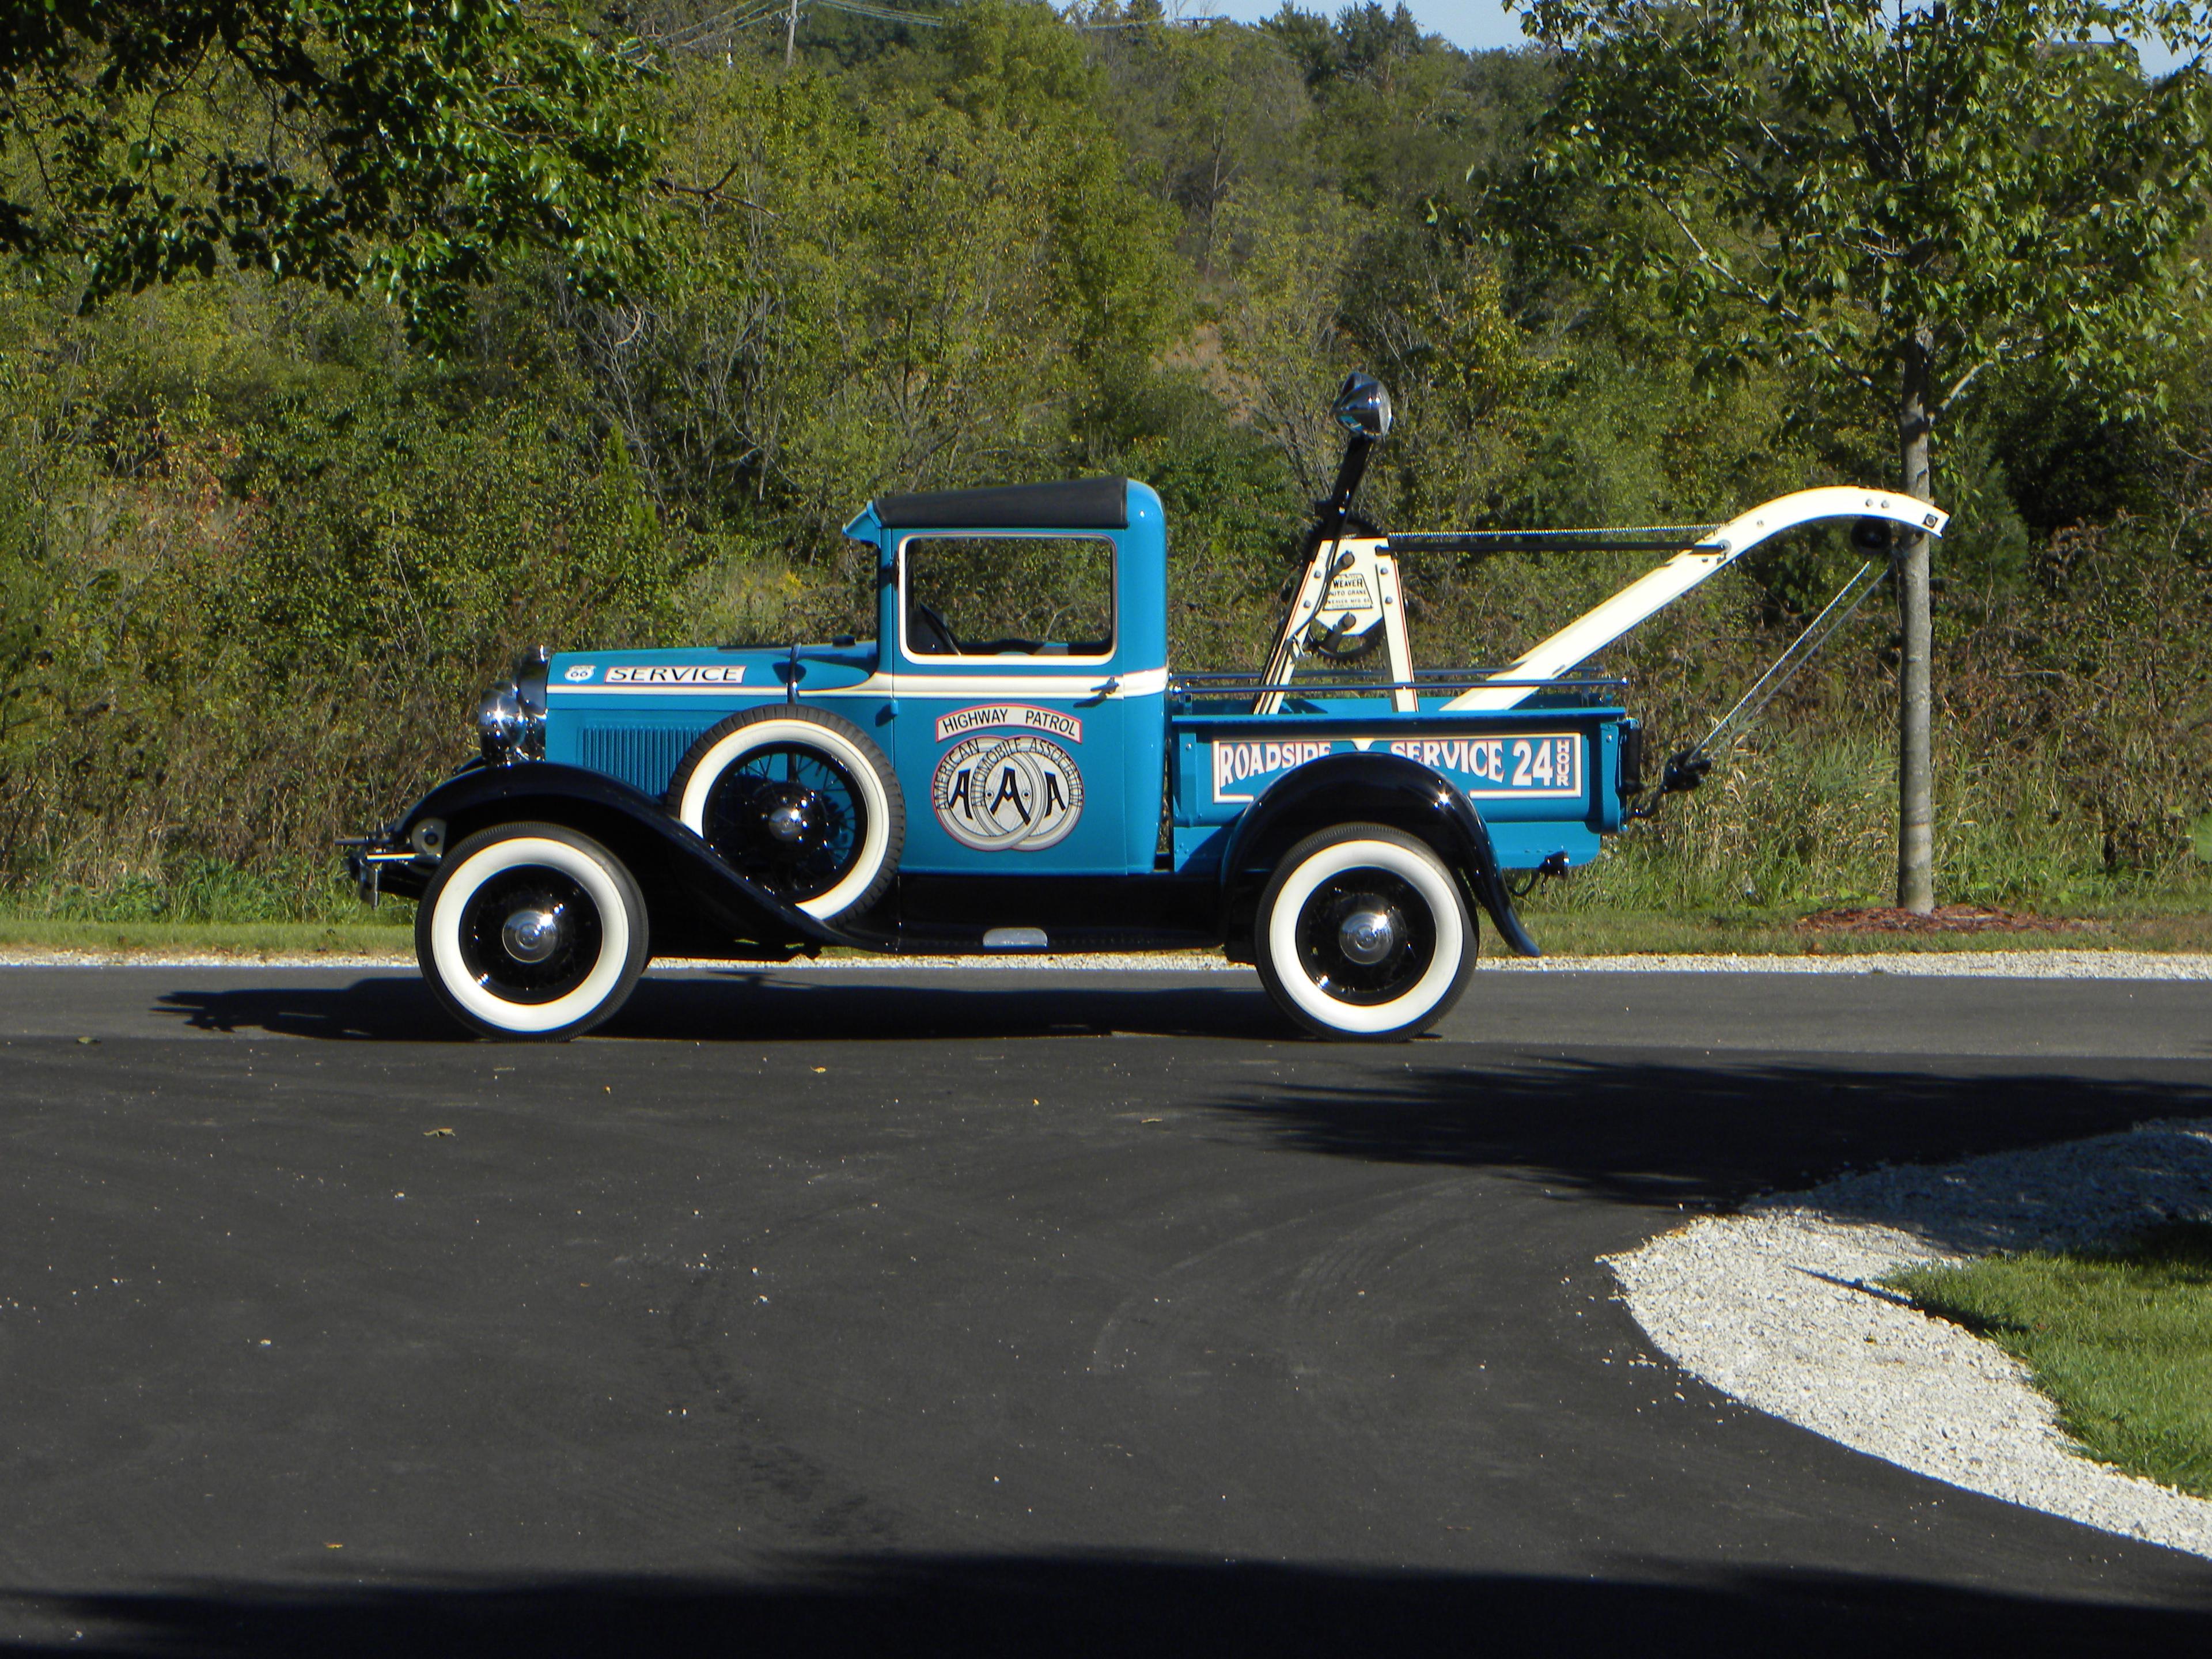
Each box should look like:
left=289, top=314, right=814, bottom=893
left=908, top=599, right=960, bottom=656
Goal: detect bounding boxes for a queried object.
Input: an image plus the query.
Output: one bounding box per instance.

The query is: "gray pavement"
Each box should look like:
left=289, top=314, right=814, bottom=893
left=2, top=964, right=2210, bottom=1654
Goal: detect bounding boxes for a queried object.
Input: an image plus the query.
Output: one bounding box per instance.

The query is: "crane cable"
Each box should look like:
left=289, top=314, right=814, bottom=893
left=1634, top=555, right=1893, bottom=815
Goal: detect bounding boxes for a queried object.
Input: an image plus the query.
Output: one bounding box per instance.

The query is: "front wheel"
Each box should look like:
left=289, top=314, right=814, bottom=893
left=1253, top=823, right=1475, bottom=1040
left=417, top=823, right=650, bottom=1039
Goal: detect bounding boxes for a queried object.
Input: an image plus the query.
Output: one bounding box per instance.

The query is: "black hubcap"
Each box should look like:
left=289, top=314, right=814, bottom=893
left=458, top=868, right=603, bottom=1003
left=1294, top=870, right=1435, bottom=1003
left=704, top=744, right=867, bottom=903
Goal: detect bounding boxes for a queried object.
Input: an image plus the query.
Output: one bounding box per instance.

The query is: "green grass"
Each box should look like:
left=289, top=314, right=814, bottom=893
left=1890, top=1226, right=2212, bottom=1499
left=1509, top=897, right=2212, bottom=957
left=0, top=916, right=414, bottom=958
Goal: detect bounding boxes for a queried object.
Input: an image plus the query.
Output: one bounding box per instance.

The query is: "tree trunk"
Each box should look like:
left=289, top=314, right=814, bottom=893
left=1895, top=335, right=1936, bottom=914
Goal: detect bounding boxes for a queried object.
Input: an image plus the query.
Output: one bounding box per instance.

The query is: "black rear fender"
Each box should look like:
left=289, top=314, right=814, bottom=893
left=1218, top=752, right=1540, bottom=958
left=369, top=762, right=843, bottom=953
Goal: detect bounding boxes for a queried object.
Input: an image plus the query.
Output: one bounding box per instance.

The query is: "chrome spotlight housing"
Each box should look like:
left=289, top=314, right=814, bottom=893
left=1330, top=371, right=1393, bottom=440
left=478, top=681, right=531, bottom=766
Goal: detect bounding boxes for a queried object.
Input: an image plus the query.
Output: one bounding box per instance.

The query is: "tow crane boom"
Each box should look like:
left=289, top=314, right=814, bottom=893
left=1255, top=373, right=1949, bottom=766
left=1440, top=487, right=1949, bottom=712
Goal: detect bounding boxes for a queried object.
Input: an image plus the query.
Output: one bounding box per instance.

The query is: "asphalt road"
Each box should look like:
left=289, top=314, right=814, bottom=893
left=3, top=963, right=2211, bottom=1654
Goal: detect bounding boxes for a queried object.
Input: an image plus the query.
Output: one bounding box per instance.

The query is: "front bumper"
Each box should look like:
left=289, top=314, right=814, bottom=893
left=340, top=832, right=435, bottom=906
left=339, top=758, right=850, bottom=954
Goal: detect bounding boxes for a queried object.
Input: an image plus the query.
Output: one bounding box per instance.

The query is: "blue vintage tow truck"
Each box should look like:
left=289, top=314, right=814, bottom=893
left=346, top=375, right=1945, bottom=1040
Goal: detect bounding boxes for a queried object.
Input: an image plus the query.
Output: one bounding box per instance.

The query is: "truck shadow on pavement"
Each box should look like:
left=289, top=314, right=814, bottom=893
left=151, top=979, right=2212, bottom=1219
left=1206, top=1055, right=2212, bottom=1217
left=158, top=971, right=1286, bottom=1043
left=7, top=1558, right=2210, bottom=1657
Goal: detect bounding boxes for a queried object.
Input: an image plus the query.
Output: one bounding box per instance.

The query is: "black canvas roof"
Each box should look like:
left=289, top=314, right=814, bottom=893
left=876, top=477, right=1128, bottom=531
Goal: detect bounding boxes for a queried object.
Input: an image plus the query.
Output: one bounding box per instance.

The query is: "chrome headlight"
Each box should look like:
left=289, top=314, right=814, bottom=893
left=478, top=681, right=530, bottom=766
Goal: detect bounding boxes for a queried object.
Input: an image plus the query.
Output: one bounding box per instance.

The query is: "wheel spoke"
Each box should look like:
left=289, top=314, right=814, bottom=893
left=702, top=742, right=869, bottom=903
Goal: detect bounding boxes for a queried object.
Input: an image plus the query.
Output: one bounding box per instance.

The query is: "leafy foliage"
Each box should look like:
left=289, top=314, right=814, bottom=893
left=1502, top=0, right=2212, bottom=909
left=1511, top=1, right=2212, bottom=418
left=0, top=1, right=2207, bottom=921
left=0, top=1, right=657, bottom=347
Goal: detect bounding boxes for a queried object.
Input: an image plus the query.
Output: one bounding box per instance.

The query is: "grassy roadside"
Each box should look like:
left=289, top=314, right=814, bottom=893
left=4, top=904, right=2211, bottom=960
left=0, top=916, right=417, bottom=959
left=1889, top=1226, right=2212, bottom=1500
left=1516, top=904, right=2212, bottom=957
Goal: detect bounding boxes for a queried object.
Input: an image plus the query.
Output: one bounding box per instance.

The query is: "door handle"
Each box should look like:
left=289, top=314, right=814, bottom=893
left=1079, top=676, right=1120, bottom=706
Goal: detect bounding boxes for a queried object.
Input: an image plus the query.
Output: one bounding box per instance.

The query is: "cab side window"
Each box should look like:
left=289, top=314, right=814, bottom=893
left=904, top=536, right=1114, bottom=658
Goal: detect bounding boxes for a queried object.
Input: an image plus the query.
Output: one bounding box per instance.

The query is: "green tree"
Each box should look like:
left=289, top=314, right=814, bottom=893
left=1215, top=185, right=1372, bottom=499
left=1096, top=19, right=1309, bottom=274
left=0, top=1, right=656, bottom=347
left=556, top=46, right=1179, bottom=540
left=1341, top=225, right=1536, bottom=524
left=1511, top=0, right=2212, bottom=911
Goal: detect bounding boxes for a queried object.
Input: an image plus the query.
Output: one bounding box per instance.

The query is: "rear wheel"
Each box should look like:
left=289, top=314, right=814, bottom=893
left=667, top=704, right=903, bottom=922
left=417, top=823, right=649, bottom=1040
left=1253, top=823, right=1475, bottom=1040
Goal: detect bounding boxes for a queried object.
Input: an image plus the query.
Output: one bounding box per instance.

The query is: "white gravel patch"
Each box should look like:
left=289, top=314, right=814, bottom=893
left=1489, top=949, right=2212, bottom=979
left=1, top=946, right=2207, bottom=978
left=1609, top=1119, right=2212, bottom=1556
left=0, top=949, right=416, bottom=968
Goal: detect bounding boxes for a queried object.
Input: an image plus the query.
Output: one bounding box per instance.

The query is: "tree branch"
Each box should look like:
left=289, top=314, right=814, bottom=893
left=1637, top=181, right=1880, bottom=396
left=1935, top=353, right=2001, bottom=414
left=653, top=159, right=777, bottom=216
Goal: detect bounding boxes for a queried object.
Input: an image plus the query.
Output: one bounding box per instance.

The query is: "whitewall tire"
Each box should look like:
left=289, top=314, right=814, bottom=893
left=666, top=704, right=903, bottom=922
left=1253, top=823, right=1475, bottom=1040
left=416, top=823, right=649, bottom=1040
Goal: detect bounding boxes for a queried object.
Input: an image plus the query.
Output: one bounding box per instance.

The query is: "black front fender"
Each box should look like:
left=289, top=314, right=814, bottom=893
left=1218, top=752, right=1540, bottom=958
left=351, top=761, right=846, bottom=952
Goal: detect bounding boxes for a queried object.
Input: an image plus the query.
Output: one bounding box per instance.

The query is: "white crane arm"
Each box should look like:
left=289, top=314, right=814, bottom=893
left=1439, top=487, right=1948, bottom=713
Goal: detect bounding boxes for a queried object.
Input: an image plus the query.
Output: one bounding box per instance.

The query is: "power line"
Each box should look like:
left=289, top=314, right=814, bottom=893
left=635, top=1, right=795, bottom=55
left=635, top=0, right=1233, bottom=58
left=809, top=1, right=1229, bottom=31
left=811, top=0, right=949, bottom=25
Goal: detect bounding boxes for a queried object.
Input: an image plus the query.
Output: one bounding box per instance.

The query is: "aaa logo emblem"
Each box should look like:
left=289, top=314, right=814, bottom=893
left=933, top=733, right=1085, bottom=851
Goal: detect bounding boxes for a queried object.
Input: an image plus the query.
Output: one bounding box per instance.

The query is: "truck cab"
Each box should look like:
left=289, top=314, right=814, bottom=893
left=853, top=477, right=1168, bottom=878
left=347, top=374, right=1944, bottom=1043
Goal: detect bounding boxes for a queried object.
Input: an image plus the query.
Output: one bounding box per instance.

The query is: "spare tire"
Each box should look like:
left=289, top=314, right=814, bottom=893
left=666, top=703, right=903, bottom=922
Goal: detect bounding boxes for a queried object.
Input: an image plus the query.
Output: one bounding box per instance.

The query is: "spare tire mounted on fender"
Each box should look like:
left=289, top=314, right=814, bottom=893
left=666, top=703, right=903, bottom=922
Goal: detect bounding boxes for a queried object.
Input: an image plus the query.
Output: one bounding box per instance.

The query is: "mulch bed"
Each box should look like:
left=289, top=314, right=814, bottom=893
left=1795, top=903, right=2100, bottom=936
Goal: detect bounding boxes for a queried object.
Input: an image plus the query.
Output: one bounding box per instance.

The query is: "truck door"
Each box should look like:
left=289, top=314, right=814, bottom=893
left=890, top=529, right=1143, bottom=876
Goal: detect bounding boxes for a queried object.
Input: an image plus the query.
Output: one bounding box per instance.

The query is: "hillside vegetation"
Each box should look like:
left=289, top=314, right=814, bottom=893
left=2, top=1, right=2208, bottom=923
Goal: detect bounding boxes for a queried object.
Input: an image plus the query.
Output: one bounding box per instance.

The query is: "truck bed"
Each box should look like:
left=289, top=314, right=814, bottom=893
left=1167, top=696, right=1632, bottom=874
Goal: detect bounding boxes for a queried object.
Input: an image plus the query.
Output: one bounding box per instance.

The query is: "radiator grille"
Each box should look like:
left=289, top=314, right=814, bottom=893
left=575, top=722, right=710, bottom=800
